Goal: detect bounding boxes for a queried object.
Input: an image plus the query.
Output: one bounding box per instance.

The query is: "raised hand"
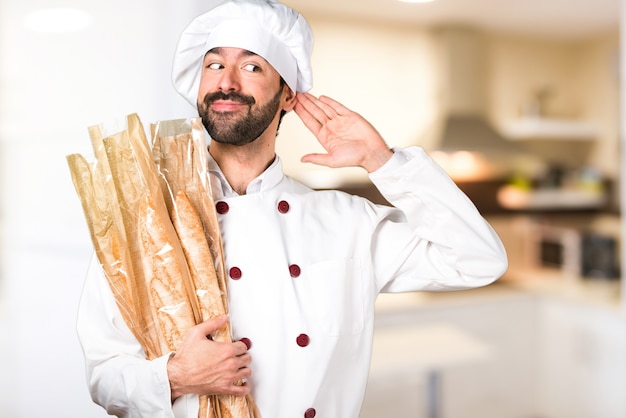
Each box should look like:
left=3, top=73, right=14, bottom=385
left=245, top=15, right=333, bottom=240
left=294, top=92, right=393, bottom=173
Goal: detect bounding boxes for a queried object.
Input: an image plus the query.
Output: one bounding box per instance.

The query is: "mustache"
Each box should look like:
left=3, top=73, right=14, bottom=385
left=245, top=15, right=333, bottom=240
left=202, top=91, right=255, bottom=106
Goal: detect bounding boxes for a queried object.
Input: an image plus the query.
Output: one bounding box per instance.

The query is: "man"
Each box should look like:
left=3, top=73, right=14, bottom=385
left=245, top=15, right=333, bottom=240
left=77, top=1, right=508, bottom=417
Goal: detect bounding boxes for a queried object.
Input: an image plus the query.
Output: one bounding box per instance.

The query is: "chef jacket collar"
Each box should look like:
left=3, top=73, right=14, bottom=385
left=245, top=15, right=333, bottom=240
left=207, top=151, right=284, bottom=197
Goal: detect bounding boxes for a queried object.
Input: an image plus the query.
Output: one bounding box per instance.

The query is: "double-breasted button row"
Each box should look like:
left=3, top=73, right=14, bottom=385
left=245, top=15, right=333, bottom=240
left=237, top=334, right=309, bottom=351
left=228, top=264, right=300, bottom=281
left=240, top=334, right=310, bottom=349
left=236, top=335, right=314, bottom=417
left=215, top=199, right=292, bottom=215
left=217, top=198, right=312, bottom=415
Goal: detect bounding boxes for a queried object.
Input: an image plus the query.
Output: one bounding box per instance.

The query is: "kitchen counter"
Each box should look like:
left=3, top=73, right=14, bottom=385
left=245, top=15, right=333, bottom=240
left=375, top=282, right=525, bottom=312
left=375, top=268, right=623, bottom=315
left=369, top=269, right=625, bottom=418
left=502, top=267, right=622, bottom=311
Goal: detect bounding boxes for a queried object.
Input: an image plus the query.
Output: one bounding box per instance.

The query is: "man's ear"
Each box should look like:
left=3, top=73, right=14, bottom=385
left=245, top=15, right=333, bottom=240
left=282, top=85, right=297, bottom=112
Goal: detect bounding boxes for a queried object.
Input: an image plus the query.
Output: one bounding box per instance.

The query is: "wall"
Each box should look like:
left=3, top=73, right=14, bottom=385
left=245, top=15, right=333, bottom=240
left=487, top=30, right=620, bottom=177
left=275, top=16, right=620, bottom=186
left=621, top=0, right=626, bottom=306
left=576, top=33, right=621, bottom=177
left=0, top=1, right=210, bottom=416
left=276, top=15, right=441, bottom=188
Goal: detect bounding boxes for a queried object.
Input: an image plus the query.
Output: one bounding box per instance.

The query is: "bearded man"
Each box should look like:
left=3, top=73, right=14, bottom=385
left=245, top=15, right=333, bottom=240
left=77, top=1, right=508, bottom=417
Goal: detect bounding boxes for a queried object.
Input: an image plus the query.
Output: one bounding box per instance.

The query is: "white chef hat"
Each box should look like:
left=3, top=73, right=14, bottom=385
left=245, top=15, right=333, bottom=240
left=172, top=0, right=314, bottom=106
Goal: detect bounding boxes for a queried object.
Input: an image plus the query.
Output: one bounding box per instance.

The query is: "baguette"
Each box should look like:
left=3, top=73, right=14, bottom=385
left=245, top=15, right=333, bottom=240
left=138, top=195, right=197, bottom=352
left=67, top=152, right=163, bottom=358
left=171, top=190, right=229, bottom=342
left=172, top=191, right=261, bottom=418
left=151, top=120, right=229, bottom=311
left=103, top=119, right=201, bottom=353
left=67, top=154, right=148, bottom=351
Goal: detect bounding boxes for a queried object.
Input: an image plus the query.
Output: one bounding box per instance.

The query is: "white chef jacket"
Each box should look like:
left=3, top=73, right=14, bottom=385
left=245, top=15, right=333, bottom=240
left=77, top=146, right=507, bottom=418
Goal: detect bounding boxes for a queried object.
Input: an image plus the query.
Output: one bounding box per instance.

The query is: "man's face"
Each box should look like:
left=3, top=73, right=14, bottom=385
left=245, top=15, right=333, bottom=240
left=197, top=47, right=286, bottom=146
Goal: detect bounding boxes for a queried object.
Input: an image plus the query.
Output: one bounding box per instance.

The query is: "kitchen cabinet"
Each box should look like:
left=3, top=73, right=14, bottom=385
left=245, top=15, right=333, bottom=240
left=502, top=117, right=598, bottom=141
left=535, top=299, right=626, bottom=418
left=362, top=287, right=539, bottom=418
left=361, top=282, right=626, bottom=418
left=496, top=185, right=608, bottom=211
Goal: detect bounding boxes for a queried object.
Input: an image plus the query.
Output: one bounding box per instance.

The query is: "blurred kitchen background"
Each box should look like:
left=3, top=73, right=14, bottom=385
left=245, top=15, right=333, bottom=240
left=0, top=0, right=624, bottom=417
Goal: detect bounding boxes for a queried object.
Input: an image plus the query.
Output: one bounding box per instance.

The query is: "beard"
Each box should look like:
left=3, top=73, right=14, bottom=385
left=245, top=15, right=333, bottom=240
left=198, top=87, right=283, bottom=146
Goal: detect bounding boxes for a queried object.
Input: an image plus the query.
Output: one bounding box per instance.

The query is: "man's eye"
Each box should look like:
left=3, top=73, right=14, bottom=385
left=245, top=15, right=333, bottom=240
left=207, top=62, right=222, bottom=70
left=243, top=64, right=260, bottom=72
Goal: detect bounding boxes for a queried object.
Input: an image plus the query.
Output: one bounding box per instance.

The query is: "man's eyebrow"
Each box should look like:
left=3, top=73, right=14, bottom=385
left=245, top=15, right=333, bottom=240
left=205, top=47, right=259, bottom=58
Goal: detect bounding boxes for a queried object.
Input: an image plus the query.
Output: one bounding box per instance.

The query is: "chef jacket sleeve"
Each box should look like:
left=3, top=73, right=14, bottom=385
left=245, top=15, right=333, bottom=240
left=368, top=146, right=508, bottom=292
left=76, top=255, right=181, bottom=418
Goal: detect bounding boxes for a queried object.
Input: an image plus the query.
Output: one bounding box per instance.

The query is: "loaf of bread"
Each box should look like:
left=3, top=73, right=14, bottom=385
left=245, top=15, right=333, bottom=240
left=67, top=153, right=149, bottom=351
left=68, top=128, right=163, bottom=359
left=151, top=119, right=229, bottom=312
left=138, top=195, right=197, bottom=352
left=171, top=190, right=228, bottom=342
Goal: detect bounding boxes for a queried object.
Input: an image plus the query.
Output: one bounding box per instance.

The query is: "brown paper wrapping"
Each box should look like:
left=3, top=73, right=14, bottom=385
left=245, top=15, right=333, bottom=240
left=67, top=114, right=260, bottom=418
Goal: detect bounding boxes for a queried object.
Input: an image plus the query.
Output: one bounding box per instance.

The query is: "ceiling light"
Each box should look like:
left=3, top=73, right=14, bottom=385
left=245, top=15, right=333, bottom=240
left=23, top=8, right=93, bottom=33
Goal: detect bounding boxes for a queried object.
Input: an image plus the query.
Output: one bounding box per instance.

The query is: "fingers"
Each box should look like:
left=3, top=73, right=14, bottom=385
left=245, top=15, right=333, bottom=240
left=218, top=347, right=252, bottom=396
left=228, top=380, right=251, bottom=397
left=225, top=340, right=252, bottom=376
left=233, top=339, right=250, bottom=355
left=294, top=95, right=322, bottom=136
left=294, top=92, right=345, bottom=135
left=301, top=152, right=332, bottom=166
left=192, top=315, right=229, bottom=339
left=169, top=319, right=255, bottom=400
left=234, top=359, right=252, bottom=382
left=299, top=92, right=338, bottom=120
left=318, top=95, right=351, bottom=116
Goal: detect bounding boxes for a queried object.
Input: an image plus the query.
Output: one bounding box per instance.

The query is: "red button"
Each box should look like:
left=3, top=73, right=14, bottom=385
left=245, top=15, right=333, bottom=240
left=304, top=408, right=316, bottom=418
left=216, top=201, right=229, bottom=214
left=239, top=338, right=252, bottom=350
left=289, top=264, right=301, bottom=278
left=296, top=333, right=310, bottom=347
left=277, top=200, right=290, bottom=214
left=229, top=267, right=242, bottom=280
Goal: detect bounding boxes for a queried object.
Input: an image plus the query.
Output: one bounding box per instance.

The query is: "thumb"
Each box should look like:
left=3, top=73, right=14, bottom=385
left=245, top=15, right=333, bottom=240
left=196, top=315, right=229, bottom=338
left=301, top=152, right=333, bottom=167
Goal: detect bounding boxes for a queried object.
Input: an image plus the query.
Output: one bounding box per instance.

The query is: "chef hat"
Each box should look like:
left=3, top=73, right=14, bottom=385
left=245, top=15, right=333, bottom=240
left=172, top=0, right=314, bottom=106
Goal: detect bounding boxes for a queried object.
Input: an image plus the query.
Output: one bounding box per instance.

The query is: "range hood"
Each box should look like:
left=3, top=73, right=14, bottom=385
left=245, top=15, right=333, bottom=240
left=435, top=26, right=524, bottom=157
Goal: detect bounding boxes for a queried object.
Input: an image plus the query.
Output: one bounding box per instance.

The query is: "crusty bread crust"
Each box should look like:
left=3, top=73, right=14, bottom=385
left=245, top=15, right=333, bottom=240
left=172, top=191, right=229, bottom=342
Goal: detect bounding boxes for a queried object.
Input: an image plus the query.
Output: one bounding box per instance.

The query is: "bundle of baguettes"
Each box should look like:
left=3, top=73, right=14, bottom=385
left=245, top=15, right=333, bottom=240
left=67, top=114, right=260, bottom=418
left=152, top=118, right=260, bottom=418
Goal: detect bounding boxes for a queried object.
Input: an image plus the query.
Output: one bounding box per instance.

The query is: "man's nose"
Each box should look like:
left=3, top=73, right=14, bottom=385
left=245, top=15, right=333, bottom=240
left=216, top=67, right=241, bottom=92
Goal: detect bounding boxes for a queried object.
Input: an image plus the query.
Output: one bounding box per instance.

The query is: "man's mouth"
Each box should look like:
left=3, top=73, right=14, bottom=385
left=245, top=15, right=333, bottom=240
left=210, top=100, right=247, bottom=112
left=203, top=91, right=255, bottom=113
